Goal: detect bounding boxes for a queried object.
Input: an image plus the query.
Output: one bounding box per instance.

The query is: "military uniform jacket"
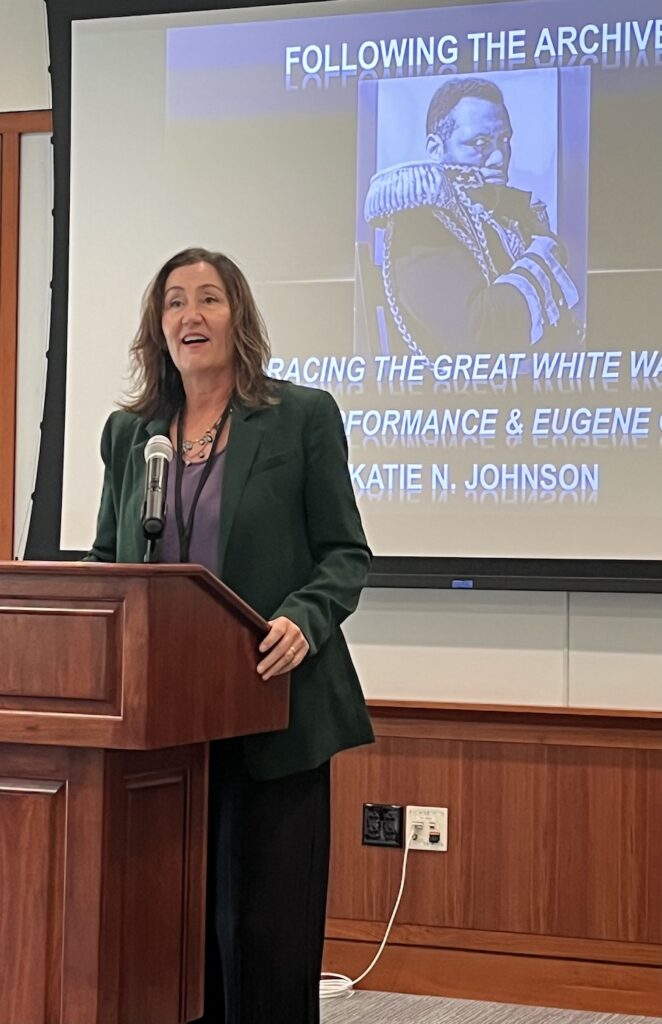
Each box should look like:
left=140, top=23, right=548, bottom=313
left=86, top=381, right=374, bottom=779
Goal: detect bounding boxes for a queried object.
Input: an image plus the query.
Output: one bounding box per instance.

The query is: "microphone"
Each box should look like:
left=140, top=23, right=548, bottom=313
left=142, top=435, right=174, bottom=540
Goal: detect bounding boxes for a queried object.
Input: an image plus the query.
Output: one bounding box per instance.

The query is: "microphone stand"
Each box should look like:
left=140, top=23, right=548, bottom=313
left=144, top=538, right=158, bottom=564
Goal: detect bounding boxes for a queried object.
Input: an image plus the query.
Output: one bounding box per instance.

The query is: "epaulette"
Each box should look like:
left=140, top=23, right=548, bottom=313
left=364, top=161, right=484, bottom=223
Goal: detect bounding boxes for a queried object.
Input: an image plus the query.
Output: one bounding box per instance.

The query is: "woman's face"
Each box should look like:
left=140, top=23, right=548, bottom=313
left=161, top=261, right=233, bottom=382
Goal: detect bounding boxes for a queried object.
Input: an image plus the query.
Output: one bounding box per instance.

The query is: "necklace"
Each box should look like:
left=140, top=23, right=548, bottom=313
left=181, top=406, right=232, bottom=461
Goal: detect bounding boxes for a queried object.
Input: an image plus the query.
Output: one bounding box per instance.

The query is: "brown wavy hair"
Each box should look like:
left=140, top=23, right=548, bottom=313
left=122, top=247, right=278, bottom=419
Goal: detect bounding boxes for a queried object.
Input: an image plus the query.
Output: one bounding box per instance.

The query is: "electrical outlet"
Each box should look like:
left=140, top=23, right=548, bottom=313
left=405, top=806, right=448, bottom=851
left=362, top=803, right=404, bottom=847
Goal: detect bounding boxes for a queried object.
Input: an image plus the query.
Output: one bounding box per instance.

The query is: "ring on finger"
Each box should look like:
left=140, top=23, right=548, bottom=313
left=288, top=645, right=296, bottom=660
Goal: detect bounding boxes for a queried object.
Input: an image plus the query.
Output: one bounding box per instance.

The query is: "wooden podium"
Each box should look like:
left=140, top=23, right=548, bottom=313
left=0, top=561, right=289, bottom=1024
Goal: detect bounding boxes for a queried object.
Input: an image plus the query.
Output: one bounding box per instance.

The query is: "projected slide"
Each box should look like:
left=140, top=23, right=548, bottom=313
left=63, top=0, right=662, bottom=561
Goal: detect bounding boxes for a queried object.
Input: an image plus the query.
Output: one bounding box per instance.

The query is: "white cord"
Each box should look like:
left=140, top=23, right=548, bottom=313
left=319, top=831, right=415, bottom=999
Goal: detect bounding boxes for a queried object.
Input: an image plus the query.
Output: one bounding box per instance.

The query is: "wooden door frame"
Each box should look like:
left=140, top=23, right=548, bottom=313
left=0, top=109, right=52, bottom=558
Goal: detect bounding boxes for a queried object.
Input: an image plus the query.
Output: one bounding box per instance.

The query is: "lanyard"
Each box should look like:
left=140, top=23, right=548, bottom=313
left=174, top=399, right=233, bottom=563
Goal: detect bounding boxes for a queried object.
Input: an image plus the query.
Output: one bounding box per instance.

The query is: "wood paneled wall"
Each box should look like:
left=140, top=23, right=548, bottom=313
left=324, top=703, right=662, bottom=1016
left=0, top=109, right=52, bottom=560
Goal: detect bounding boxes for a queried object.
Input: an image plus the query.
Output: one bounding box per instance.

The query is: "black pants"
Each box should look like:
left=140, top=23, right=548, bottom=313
left=194, top=739, right=331, bottom=1024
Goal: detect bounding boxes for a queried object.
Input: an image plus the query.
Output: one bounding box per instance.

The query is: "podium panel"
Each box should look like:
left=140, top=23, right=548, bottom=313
left=0, top=743, right=206, bottom=1024
left=0, top=773, right=66, bottom=1023
left=0, top=596, right=122, bottom=711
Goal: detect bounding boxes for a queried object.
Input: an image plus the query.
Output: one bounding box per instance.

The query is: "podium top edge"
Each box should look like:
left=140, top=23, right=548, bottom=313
left=0, top=561, right=269, bottom=633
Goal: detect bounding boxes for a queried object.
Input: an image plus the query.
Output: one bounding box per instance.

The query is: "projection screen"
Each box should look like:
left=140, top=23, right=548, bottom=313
left=29, top=0, right=662, bottom=588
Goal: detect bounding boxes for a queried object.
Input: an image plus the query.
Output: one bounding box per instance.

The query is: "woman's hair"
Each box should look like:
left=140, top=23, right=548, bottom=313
left=121, top=247, right=278, bottom=419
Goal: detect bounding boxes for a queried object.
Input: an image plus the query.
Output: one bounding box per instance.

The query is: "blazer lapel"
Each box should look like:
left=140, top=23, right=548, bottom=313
left=217, top=402, right=263, bottom=577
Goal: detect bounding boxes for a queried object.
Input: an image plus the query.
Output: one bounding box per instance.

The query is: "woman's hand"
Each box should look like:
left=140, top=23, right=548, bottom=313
left=257, top=617, right=310, bottom=680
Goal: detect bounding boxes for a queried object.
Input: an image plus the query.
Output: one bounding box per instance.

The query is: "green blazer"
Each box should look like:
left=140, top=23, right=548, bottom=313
left=87, top=381, right=374, bottom=779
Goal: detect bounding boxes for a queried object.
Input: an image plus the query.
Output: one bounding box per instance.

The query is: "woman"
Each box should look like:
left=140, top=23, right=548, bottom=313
left=86, top=247, right=374, bottom=1023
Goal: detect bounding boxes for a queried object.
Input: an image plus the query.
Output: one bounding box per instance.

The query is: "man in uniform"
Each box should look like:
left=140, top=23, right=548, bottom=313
left=364, top=77, right=584, bottom=361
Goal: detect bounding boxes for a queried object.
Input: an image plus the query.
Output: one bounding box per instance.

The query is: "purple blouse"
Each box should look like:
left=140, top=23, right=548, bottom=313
left=157, top=450, right=226, bottom=574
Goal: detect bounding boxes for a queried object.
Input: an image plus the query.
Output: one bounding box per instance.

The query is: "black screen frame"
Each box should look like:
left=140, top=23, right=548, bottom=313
left=27, top=0, right=662, bottom=593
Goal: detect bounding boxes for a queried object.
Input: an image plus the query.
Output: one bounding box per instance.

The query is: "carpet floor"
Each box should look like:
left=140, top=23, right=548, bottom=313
left=320, top=991, right=657, bottom=1024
